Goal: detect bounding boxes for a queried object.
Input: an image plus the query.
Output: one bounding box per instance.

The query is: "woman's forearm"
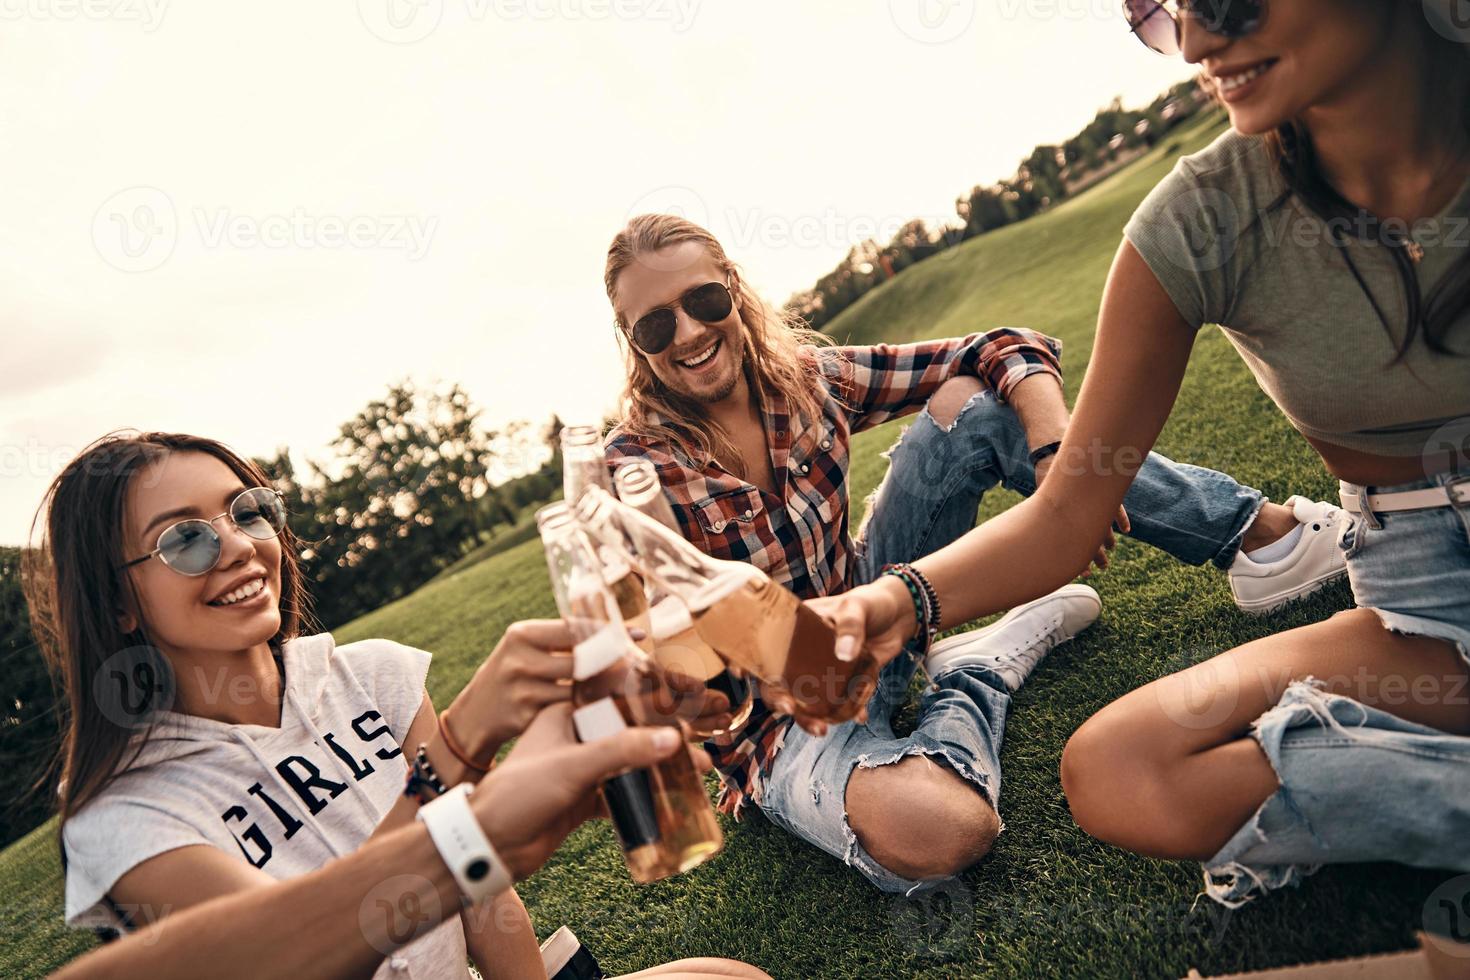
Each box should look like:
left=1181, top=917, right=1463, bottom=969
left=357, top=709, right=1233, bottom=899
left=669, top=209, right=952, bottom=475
left=912, top=240, right=1196, bottom=627
left=55, top=824, right=463, bottom=980
left=915, top=489, right=1105, bottom=625
left=463, top=890, right=547, bottom=980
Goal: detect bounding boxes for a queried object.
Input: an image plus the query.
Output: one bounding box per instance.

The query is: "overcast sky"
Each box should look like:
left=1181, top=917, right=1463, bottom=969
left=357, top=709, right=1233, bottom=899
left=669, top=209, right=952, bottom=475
left=0, top=0, right=1192, bottom=545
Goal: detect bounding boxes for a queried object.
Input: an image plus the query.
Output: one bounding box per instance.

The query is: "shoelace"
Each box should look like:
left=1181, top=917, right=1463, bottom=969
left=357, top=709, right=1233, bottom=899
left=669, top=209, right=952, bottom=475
left=998, top=619, right=1067, bottom=675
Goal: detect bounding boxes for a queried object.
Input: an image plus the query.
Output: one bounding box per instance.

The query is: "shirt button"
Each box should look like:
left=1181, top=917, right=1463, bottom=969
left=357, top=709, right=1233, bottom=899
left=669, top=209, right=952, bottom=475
left=800, top=463, right=811, bottom=474
left=820, top=439, right=832, bottom=451
left=712, top=520, right=726, bottom=532
left=743, top=509, right=753, bottom=519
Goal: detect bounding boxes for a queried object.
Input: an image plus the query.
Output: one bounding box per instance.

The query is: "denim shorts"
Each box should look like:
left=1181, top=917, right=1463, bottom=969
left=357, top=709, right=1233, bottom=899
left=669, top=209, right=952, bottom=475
left=1202, top=470, right=1470, bottom=906
left=1338, top=472, right=1470, bottom=665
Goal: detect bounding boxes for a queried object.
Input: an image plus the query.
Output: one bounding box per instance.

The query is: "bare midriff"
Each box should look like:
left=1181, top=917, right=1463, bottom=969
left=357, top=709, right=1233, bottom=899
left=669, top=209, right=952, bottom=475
left=1308, top=436, right=1461, bottom=488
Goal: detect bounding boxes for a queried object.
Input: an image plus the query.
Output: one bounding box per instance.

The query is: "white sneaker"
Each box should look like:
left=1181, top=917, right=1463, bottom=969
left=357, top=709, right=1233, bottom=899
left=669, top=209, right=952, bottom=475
left=1228, top=496, right=1348, bottom=615
left=924, top=583, right=1101, bottom=692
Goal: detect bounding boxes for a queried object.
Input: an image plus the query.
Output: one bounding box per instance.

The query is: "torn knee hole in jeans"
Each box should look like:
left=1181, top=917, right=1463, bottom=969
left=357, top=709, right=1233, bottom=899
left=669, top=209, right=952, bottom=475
left=922, top=390, right=989, bottom=435
left=1202, top=677, right=1369, bottom=909
left=837, top=740, right=1001, bottom=880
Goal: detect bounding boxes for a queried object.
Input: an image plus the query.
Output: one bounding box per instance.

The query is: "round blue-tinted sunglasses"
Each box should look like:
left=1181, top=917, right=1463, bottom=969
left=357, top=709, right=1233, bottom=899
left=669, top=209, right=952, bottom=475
left=122, top=488, right=287, bottom=577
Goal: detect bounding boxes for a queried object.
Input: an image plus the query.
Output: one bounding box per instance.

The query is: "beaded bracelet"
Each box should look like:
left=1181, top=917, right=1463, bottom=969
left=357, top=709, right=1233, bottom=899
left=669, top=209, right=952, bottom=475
left=404, top=744, right=450, bottom=803
left=879, top=563, right=942, bottom=655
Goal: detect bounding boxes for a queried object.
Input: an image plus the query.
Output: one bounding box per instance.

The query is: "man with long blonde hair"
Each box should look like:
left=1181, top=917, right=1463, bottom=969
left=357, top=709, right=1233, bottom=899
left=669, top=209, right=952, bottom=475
left=599, top=213, right=1344, bottom=893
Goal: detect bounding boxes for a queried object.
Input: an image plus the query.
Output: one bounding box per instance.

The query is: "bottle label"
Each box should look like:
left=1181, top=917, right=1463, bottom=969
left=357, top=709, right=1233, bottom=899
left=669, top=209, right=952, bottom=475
left=572, top=697, right=628, bottom=741
left=573, top=626, right=626, bottom=681
left=648, top=597, right=693, bottom=640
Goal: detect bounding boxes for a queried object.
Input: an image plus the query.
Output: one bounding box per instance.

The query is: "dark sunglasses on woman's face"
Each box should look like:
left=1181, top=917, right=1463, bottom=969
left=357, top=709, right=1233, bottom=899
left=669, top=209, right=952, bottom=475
left=122, top=487, right=288, bottom=577
left=1123, top=0, right=1267, bottom=55
left=628, top=280, right=735, bottom=356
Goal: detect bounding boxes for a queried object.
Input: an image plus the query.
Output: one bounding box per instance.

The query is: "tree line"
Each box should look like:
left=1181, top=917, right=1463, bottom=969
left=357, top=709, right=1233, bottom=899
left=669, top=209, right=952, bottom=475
left=787, top=80, right=1209, bottom=332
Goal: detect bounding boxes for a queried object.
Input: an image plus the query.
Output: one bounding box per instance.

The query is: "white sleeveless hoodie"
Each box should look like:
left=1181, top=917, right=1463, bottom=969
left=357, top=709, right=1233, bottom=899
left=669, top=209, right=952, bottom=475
left=62, top=633, right=470, bottom=979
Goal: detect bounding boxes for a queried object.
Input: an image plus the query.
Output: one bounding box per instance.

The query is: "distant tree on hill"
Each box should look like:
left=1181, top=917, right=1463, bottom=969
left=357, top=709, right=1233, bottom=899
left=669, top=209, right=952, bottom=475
left=789, top=79, right=1210, bottom=332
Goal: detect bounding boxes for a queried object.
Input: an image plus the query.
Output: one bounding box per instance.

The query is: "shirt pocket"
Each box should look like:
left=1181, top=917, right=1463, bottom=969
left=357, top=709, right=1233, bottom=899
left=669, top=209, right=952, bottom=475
left=693, top=486, right=765, bottom=539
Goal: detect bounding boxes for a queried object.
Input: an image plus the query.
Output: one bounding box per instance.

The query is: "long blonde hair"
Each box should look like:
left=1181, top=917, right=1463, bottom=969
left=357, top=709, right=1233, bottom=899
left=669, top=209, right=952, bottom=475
left=605, top=214, right=833, bottom=474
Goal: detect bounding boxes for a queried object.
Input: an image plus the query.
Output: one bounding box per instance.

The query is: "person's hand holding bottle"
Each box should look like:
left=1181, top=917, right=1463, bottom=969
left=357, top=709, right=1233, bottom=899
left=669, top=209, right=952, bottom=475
left=438, top=620, right=576, bottom=771
left=470, top=702, right=713, bottom=880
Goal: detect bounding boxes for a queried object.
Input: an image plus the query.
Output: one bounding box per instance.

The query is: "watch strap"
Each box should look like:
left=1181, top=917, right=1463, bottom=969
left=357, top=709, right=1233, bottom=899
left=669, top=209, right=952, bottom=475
left=416, top=784, right=512, bottom=903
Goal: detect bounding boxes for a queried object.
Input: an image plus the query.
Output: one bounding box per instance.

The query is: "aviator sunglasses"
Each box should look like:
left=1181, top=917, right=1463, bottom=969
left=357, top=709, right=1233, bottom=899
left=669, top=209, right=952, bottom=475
left=627, top=279, right=735, bottom=355
left=122, top=487, right=288, bottom=577
left=1123, top=0, right=1267, bottom=55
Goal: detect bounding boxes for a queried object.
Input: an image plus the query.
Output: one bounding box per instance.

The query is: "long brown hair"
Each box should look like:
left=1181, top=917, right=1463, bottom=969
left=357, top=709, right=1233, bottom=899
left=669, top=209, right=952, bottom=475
left=605, top=214, right=833, bottom=474
left=23, top=431, right=315, bottom=826
left=1259, top=15, right=1470, bottom=358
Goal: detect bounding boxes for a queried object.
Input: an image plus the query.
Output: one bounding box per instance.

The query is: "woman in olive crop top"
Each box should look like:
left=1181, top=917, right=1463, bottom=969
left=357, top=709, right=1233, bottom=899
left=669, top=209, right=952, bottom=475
left=815, top=0, right=1470, bottom=906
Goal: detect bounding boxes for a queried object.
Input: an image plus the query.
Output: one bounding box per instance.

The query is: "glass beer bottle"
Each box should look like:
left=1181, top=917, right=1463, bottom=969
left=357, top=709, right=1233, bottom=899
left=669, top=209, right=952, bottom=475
left=537, top=503, right=723, bottom=883
left=560, top=424, right=610, bottom=505
left=573, top=487, right=877, bottom=725
left=613, top=461, right=754, bottom=738
left=560, top=425, right=653, bottom=653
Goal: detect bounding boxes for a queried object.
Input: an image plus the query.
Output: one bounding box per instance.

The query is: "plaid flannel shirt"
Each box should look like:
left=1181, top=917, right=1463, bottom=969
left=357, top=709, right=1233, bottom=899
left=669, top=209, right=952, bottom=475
left=604, top=328, right=1064, bottom=817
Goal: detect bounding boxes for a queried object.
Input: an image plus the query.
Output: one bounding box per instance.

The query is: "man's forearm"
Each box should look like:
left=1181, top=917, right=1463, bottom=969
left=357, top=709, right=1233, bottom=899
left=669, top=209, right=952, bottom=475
left=54, top=824, right=463, bottom=980
left=1006, top=373, right=1070, bottom=451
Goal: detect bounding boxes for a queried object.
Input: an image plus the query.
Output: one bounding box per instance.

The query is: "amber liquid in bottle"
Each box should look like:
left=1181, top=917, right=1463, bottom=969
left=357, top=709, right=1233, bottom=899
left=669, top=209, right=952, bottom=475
left=604, top=562, right=654, bottom=654
left=571, top=616, right=722, bottom=883
left=691, top=572, right=877, bottom=723
left=648, top=598, right=754, bottom=738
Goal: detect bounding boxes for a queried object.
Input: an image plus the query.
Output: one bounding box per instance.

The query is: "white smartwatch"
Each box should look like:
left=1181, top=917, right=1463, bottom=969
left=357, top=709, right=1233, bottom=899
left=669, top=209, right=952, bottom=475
left=416, top=784, right=512, bottom=903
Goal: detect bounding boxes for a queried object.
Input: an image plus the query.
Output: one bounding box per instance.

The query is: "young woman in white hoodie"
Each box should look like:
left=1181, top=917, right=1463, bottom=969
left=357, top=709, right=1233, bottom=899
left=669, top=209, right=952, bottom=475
left=27, top=430, right=765, bottom=980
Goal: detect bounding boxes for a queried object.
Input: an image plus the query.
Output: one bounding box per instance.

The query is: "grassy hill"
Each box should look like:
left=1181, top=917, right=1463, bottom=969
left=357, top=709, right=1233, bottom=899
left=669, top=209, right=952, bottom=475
left=1, top=112, right=1452, bottom=979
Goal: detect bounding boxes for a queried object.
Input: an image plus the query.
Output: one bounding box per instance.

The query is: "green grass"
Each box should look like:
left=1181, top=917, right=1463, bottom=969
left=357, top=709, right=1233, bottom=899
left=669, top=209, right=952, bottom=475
left=1, top=111, right=1455, bottom=979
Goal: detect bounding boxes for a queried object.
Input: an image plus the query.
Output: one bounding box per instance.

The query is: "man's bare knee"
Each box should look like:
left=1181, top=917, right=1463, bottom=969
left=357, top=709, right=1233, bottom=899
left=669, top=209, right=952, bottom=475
left=926, top=376, right=986, bottom=430
left=846, top=755, right=999, bottom=881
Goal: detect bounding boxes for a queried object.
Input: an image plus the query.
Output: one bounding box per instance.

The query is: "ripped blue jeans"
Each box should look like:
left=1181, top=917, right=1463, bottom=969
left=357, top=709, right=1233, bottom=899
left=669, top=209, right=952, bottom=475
left=1204, top=472, right=1470, bottom=906
left=758, top=389, right=1266, bottom=893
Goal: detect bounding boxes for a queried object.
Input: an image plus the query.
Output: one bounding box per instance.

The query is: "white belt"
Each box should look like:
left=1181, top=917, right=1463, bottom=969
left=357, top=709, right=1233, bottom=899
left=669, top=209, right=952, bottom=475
left=1339, top=478, right=1470, bottom=517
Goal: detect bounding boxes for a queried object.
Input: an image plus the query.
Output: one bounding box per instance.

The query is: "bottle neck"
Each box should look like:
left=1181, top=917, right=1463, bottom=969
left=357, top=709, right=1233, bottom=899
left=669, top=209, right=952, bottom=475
left=576, top=488, right=750, bottom=609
